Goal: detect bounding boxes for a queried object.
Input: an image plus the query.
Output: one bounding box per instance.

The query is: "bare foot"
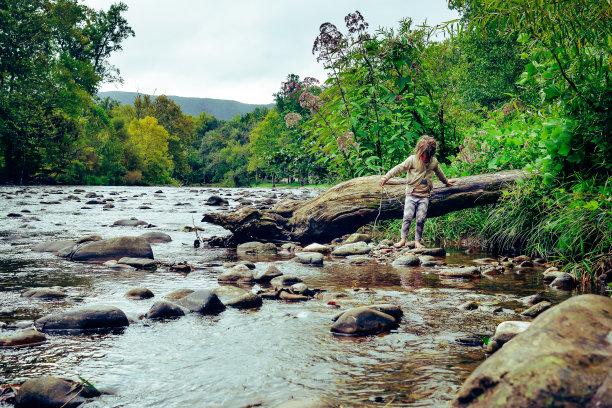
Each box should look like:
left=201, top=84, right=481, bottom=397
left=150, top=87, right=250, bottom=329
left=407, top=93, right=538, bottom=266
left=394, top=238, right=406, bottom=248
left=415, top=241, right=426, bottom=249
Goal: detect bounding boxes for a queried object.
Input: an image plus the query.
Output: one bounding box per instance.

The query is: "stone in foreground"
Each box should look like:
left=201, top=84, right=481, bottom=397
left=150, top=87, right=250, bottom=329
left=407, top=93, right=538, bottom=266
left=15, top=376, right=100, bottom=408
left=176, top=290, right=225, bottom=314
left=0, top=328, right=46, bottom=348
left=438, top=266, right=480, bottom=278
left=451, top=294, right=612, bottom=407
left=34, top=306, right=129, bottom=333
left=331, top=242, right=371, bottom=257
left=294, top=252, right=324, bottom=266
left=144, top=301, right=185, bottom=320
left=330, top=305, right=401, bottom=336
left=71, top=237, right=153, bottom=263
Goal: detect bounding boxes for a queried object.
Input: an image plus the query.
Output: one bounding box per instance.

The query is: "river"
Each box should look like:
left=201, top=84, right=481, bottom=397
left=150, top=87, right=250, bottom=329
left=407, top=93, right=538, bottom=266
left=0, top=185, right=573, bottom=407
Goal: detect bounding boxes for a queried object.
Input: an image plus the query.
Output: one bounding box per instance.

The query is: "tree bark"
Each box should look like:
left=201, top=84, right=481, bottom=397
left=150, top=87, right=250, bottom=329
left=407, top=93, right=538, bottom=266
left=203, top=169, right=526, bottom=245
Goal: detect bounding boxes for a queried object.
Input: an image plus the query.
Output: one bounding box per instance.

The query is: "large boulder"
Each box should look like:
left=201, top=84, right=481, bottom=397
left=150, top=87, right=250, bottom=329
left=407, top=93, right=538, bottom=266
left=217, top=266, right=255, bottom=284
left=253, top=265, right=283, bottom=283
left=14, top=376, right=100, bottom=408
left=176, top=290, right=225, bottom=314
left=451, top=294, right=612, bottom=408
left=34, top=306, right=129, bottom=333
left=31, top=240, right=77, bottom=254
left=71, top=237, right=153, bottom=263
left=112, top=217, right=149, bottom=227
left=0, top=328, right=46, bottom=348
left=139, top=232, right=172, bottom=243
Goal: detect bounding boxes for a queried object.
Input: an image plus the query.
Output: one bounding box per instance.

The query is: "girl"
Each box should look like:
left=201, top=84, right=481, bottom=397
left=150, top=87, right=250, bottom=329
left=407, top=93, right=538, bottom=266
left=379, top=135, right=457, bottom=248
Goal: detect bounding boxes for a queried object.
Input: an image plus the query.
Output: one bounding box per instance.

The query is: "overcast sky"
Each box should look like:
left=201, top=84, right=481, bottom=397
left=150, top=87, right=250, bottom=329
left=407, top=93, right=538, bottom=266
left=84, top=1, right=460, bottom=104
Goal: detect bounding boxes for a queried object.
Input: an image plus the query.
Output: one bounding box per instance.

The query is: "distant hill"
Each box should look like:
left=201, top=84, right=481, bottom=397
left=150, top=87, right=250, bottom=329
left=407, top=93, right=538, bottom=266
left=97, top=91, right=274, bottom=121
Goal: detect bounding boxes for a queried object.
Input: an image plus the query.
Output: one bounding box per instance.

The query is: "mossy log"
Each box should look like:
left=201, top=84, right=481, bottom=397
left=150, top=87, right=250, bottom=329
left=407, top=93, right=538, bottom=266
left=202, top=169, right=526, bottom=244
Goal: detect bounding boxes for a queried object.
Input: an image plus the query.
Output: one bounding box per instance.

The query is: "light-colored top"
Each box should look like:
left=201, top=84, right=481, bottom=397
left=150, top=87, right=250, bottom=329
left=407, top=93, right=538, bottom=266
left=384, top=155, right=449, bottom=197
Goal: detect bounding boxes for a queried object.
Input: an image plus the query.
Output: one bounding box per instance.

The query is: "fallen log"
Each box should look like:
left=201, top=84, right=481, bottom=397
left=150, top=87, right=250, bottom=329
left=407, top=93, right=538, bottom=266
left=202, top=169, right=526, bottom=245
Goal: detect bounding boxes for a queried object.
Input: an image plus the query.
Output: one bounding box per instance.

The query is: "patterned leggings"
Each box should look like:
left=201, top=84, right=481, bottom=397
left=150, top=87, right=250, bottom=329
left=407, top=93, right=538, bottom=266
left=401, top=195, right=430, bottom=241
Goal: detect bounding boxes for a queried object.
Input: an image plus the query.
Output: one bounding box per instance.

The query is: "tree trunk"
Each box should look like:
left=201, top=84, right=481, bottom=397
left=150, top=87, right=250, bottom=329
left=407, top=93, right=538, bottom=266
left=202, top=169, right=526, bottom=245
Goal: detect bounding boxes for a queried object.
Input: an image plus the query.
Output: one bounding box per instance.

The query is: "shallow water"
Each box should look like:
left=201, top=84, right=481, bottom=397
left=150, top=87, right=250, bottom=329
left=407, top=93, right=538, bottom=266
left=0, top=185, right=575, bottom=407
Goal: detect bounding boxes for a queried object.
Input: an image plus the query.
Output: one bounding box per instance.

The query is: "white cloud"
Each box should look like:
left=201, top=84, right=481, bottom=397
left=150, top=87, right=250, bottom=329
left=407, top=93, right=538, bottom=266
left=85, top=0, right=460, bottom=104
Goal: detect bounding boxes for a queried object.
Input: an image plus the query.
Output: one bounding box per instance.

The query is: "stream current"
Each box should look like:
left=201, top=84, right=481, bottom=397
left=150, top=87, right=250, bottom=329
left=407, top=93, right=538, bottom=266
left=0, top=185, right=573, bottom=407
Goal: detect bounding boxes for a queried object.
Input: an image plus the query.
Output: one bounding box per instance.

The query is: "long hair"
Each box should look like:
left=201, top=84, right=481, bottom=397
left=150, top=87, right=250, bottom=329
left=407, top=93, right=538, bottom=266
left=415, top=135, right=438, bottom=163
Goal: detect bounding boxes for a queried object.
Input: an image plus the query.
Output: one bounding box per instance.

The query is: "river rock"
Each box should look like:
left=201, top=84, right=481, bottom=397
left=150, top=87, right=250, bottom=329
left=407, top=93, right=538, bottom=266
left=460, top=301, right=479, bottom=311
left=520, top=301, right=553, bottom=318
left=144, top=301, right=185, bottom=320
left=512, top=255, right=532, bottom=263
left=290, top=283, right=311, bottom=296
left=218, top=266, right=255, bottom=284
left=330, top=306, right=399, bottom=336
left=176, top=289, right=225, bottom=314
left=112, top=217, right=149, bottom=227
left=472, top=258, right=498, bottom=265
left=331, top=242, right=371, bottom=257
left=279, top=290, right=309, bottom=302
left=518, top=293, right=549, bottom=306
left=71, top=237, right=153, bottom=263
left=125, top=288, right=154, bottom=299
left=485, top=320, right=532, bottom=354
left=542, top=270, right=565, bottom=282
left=302, top=243, right=331, bottom=253
left=274, top=397, right=335, bottom=408
left=518, top=260, right=534, bottom=267
left=392, top=254, right=420, bottom=267
left=271, top=276, right=302, bottom=288
left=164, top=289, right=194, bottom=301
left=213, top=286, right=249, bottom=304
left=294, top=252, right=324, bottom=266
left=0, top=328, right=46, bottom=348
left=31, top=240, right=77, bottom=254
left=253, top=265, right=283, bottom=283
left=452, top=295, right=612, bottom=407
left=225, top=293, right=263, bottom=309
left=223, top=260, right=256, bottom=270
left=118, top=257, right=157, bottom=269
left=21, top=289, right=67, bottom=300
left=344, top=233, right=371, bottom=244
left=438, top=266, right=480, bottom=278
left=236, top=241, right=277, bottom=255
left=410, top=247, right=446, bottom=256
left=34, top=306, right=129, bottom=333
left=14, top=376, right=100, bottom=408
left=139, top=232, right=172, bottom=243
left=418, top=255, right=436, bottom=264
left=205, top=195, right=228, bottom=206
left=550, top=272, right=576, bottom=290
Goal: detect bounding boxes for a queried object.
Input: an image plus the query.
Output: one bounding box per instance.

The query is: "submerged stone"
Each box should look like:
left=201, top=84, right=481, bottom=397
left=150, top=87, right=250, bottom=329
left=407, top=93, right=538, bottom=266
left=0, top=328, right=46, bottom=348
left=34, top=306, right=129, bottom=333
left=331, top=306, right=398, bottom=336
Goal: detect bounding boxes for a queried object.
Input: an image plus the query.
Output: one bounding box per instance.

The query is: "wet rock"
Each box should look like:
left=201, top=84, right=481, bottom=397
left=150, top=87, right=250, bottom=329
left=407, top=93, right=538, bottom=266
left=253, top=265, right=283, bottom=283
left=21, top=289, right=67, bottom=300
left=500, top=261, right=514, bottom=269
left=392, top=254, right=420, bottom=267
left=472, top=258, right=498, bottom=265
left=331, top=242, right=371, bottom=257
left=31, top=240, right=77, bottom=254
left=345, top=255, right=375, bottom=265
left=290, top=283, right=312, bottom=296
left=7, top=213, right=22, bottom=217
left=213, top=286, right=249, bottom=304
left=118, top=257, right=157, bottom=269
left=218, top=266, right=255, bottom=284
left=519, top=260, right=534, bottom=267
left=418, top=255, right=436, bottom=264
left=512, top=255, right=532, bottom=263
left=223, top=261, right=256, bottom=270
left=518, top=293, right=549, bottom=306
left=164, top=289, right=194, bottom=301
left=71, top=237, right=153, bottom=263
left=294, top=252, right=324, bottom=266
left=225, top=293, right=263, bottom=309
left=176, top=290, right=225, bottom=314
left=75, top=235, right=102, bottom=244
left=301, top=243, right=331, bottom=253
left=453, top=295, right=612, bottom=408
left=460, top=301, right=479, bottom=311
left=378, top=239, right=394, bottom=247
left=331, top=306, right=399, bottom=336
left=271, top=276, right=302, bottom=288
left=279, top=291, right=309, bottom=302
left=438, top=266, right=480, bottom=278
left=139, top=232, right=172, bottom=243
left=485, top=320, right=532, bottom=354
left=550, top=273, right=576, bottom=290
left=534, top=258, right=547, bottom=264
left=14, top=376, right=101, bottom=408
left=169, top=262, right=192, bottom=273
left=482, top=266, right=505, bottom=276
left=34, top=306, right=129, bottom=333
left=410, top=247, right=446, bottom=257
left=125, top=288, right=154, bottom=300
left=543, top=270, right=565, bottom=282
left=422, top=260, right=446, bottom=267
left=0, top=328, right=46, bottom=348
left=144, top=301, right=185, bottom=320
left=236, top=241, right=277, bottom=255
left=455, top=336, right=485, bottom=347
left=112, top=217, right=149, bottom=227
left=520, top=301, right=553, bottom=318
left=101, top=260, right=134, bottom=270
left=205, top=195, right=228, bottom=206
left=344, top=233, right=371, bottom=244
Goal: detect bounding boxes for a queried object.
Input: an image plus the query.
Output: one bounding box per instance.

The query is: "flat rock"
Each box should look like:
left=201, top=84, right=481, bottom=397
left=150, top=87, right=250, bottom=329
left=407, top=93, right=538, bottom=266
left=21, top=289, right=67, bottom=300
left=279, top=291, right=309, bottom=302
left=274, top=398, right=335, bottom=408
left=253, top=265, right=283, bottom=283
left=550, top=273, right=576, bottom=290
left=343, top=233, right=371, bottom=244
left=71, top=237, right=153, bottom=263
left=112, top=217, right=149, bottom=227
left=14, top=376, right=100, bottom=408
left=392, top=254, right=420, bottom=267
left=520, top=301, right=553, bottom=318
left=31, top=240, right=76, bottom=254
left=213, top=286, right=249, bottom=304
left=0, top=328, right=46, bottom=348
left=218, top=266, right=255, bottom=284
left=331, top=242, right=371, bottom=257
left=331, top=306, right=399, bottom=336
left=34, top=306, right=129, bottom=333
left=271, top=276, right=302, bottom=288
left=144, top=301, right=185, bottom=320
left=176, top=289, right=225, bottom=314
left=410, top=247, right=446, bottom=256
left=225, top=293, right=263, bottom=309
left=164, top=289, right=194, bottom=301
left=518, top=293, right=549, bottom=306
left=294, top=252, right=324, bottom=265
left=125, top=288, right=154, bottom=299
left=301, top=243, right=331, bottom=253
left=118, top=257, right=157, bottom=269
left=438, top=266, right=480, bottom=278
left=139, top=232, right=172, bottom=243
left=453, top=295, right=612, bottom=407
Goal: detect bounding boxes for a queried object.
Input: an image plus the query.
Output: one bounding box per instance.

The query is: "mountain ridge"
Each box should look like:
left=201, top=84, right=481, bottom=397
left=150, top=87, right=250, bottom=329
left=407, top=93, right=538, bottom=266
left=98, top=91, right=274, bottom=121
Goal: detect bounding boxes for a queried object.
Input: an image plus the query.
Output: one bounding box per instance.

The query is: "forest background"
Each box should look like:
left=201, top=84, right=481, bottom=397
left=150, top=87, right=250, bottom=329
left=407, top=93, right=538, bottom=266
left=0, top=0, right=610, bottom=280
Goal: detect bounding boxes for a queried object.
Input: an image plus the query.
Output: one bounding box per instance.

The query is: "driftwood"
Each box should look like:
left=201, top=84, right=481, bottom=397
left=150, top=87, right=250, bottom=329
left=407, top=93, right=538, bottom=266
left=202, top=170, right=526, bottom=245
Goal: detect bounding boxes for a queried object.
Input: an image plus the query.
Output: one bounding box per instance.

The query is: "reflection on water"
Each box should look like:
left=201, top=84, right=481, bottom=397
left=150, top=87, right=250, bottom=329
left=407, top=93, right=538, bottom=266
left=0, top=185, right=575, bottom=407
